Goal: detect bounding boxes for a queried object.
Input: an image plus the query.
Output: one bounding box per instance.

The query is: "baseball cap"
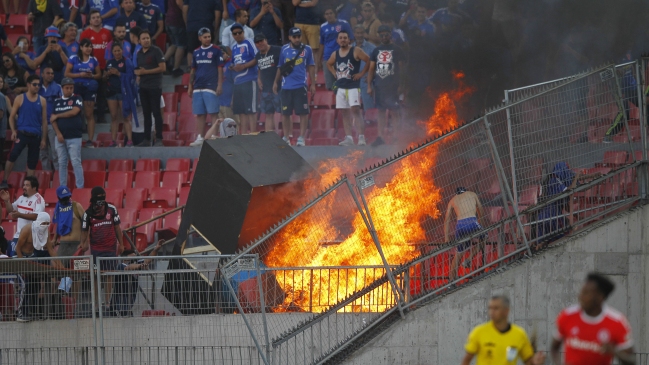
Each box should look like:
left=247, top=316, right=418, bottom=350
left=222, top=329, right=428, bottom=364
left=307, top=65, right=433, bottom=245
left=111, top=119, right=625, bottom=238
left=456, top=186, right=466, bottom=195
left=61, top=77, right=74, bottom=86
left=230, top=23, right=244, bottom=32
left=288, top=27, right=301, bottom=36
left=378, top=25, right=391, bottom=33
left=254, top=33, right=267, bottom=43
left=56, top=185, right=72, bottom=199
left=44, top=26, right=61, bottom=38
left=198, top=27, right=211, bottom=36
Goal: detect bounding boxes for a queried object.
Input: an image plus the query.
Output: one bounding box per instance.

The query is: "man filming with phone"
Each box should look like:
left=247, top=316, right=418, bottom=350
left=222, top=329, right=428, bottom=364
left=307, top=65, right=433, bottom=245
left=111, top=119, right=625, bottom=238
left=33, top=27, right=69, bottom=84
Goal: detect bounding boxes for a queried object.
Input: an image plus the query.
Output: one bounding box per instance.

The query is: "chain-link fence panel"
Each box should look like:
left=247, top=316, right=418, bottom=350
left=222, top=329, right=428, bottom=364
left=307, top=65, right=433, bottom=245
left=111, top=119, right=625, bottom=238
left=0, top=256, right=97, bottom=349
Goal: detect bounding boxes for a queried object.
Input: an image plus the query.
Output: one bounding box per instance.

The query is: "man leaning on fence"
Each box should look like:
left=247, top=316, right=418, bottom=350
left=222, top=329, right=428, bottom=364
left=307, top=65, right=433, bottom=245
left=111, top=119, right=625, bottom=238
left=1, top=176, right=46, bottom=257
left=81, top=187, right=124, bottom=310
left=50, top=185, right=85, bottom=267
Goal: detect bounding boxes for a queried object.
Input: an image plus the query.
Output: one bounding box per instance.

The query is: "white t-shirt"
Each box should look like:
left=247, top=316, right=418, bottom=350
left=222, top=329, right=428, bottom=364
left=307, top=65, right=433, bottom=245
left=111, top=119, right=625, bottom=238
left=12, top=193, right=46, bottom=239
left=221, top=25, right=255, bottom=50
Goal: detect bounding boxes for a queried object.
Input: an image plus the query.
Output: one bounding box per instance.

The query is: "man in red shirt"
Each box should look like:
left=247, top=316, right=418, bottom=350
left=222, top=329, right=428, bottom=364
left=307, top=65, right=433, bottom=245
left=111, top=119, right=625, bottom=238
left=80, top=9, right=113, bottom=69
left=551, top=273, right=635, bottom=365
left=80, top=9, right=112, bottom=125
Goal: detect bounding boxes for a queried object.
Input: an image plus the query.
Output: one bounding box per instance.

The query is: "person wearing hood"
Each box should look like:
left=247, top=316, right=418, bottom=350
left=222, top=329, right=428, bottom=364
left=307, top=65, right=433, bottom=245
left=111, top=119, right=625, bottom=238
left=537, top=162, right=581, bottom=239
left=81, top=186, right=124, bottom=308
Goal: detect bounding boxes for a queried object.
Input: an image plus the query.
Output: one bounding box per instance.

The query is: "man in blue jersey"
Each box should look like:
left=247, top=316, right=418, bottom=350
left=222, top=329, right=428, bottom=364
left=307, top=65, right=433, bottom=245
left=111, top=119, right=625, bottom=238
left=0, top=75, right=48, bottom=189
left=136, top=0, right=164, bottom=42
left=230, top=23, right=259, bottom=135
left=38, top=67, right=62, bottom=172
left=319, top=7, right=353, bottom=90
left=60, top=0, right=83, bottom=28
left=116, top=0, right=147, bottom=36
left=105, top=24, right=132, bottom=61
left=188, top=28, right=225, bottom=147
left=50, top=78, right=85, bottom=188
left=273, top=27, right=316, bottom=146
left=87, top=0, right=120, bottom=31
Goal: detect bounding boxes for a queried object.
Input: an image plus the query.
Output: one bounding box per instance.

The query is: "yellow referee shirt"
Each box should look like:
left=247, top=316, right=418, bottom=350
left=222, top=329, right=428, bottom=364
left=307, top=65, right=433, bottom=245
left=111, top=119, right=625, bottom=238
left=464, top=321, right=534, bottom=365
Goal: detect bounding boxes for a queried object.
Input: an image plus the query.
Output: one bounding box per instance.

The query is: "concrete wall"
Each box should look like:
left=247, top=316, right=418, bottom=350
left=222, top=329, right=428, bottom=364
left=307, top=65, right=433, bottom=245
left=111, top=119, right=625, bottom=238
left=342, top=205, right=649, bottom=365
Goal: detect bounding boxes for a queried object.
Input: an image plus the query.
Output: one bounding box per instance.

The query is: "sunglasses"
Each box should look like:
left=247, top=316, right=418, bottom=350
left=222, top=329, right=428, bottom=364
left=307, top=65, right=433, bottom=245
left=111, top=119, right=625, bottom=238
left=232, top=31, right=243, bottom=35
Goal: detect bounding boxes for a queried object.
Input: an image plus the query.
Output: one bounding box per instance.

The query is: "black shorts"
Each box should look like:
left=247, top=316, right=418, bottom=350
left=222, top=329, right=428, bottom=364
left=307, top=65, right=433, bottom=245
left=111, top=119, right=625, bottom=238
left=280, top=87, right=310, bottom=116
left=92, top=250, right=118, bottom=271
left=9, top=131, right=41, bottom=170
left=375, top=86, right=400, bottom=111
left=232, top=80, right=258, bottom=115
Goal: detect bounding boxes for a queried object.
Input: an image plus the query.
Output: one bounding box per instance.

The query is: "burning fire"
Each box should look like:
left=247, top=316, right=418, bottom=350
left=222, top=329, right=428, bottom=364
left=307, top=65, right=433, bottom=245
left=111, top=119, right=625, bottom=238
left=264, top=72, right=475, bottom=312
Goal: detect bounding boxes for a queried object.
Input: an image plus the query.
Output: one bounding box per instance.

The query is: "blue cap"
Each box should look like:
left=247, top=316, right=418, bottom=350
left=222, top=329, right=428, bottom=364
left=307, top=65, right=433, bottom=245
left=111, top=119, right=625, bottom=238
left=288, top=27, right=301, bottom=36
left=56, top=185, right=72, bottom=199
left=230, top=23, right=244, bottom=32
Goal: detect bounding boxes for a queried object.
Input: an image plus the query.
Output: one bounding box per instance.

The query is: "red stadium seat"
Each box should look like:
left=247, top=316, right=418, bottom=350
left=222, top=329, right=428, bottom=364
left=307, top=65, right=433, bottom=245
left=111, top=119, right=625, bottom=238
left=135, top=159, right=160, bottom=172
left=161, top=171, right=187, bottom=192
left=145, top=187, right=177, bottom=208
left=1, top=220, right=17, bottom=239
left=83, top=171, right=106, bottom=188
left=518, top=185, right=539, bottom=208
left=165, top=158, right=190, bottom=172
left=7, top=33, right=31, bottom=48
left=163, top=112, right=177, bottom=131
left=6, top=14, right=29, bottom=33
left=34, top=170, right=52, bottom=190
left=364, top=108, right=379, bottom=123
left=43, top=188, right=58, bottom=206
left=71, top=188, right=92, bottom=206
left=139, top=207, right=165, bottom=222
left=124, top=188, right=148, bottom=210
left=179, top=186, right=190, bottom=206
left=0, top=172, right=25, bottom=189
left=82, top=159, right=107, bottom=171
left=106, top=171, right=134, bottom=189
left=597, top=151, right=628, bottom=168
left=104, top=188, right=124, bottom=208
left=310, top=109, right=336, bottom=130
left=164, top=210, right=182, bottom=233
left=108, top=159, right=134, bottom=171
left=155, top=33, right=166, bottom=51
left=311, top=91, right=335, bottom=109
left=96, top=132, right=121, bottom=147
left=178, top=132, right=198, bottom=145
left=181, top=73, right=190, bottom=85
left=177, top=114, right=197, bottom=132
left=52, top=171, right=75, bottom=190
left=162, top=93, right=178, bottom=114
left=179, top=93, right=192, bottom=115
left=136, top=222, right=157, bottom=252
left=134, top=171, right=161, bottom=190
left=119, top=208, right=138, bottom=228
left=162, top=131, right=177, bottom=140
left=306, top=129, right=337, bottom=146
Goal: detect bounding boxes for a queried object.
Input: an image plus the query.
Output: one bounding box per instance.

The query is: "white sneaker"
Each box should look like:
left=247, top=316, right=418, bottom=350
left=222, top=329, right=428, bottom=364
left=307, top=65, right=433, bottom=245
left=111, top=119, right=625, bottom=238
left=283, top=136, right=292, bottom=146
left=357, top=135, right=366, bottom=146
left=339, top=136, right=354, bottom=146
left=296, top=136, right=305, bottom=146
left=189, top=134, right=204, bottom=147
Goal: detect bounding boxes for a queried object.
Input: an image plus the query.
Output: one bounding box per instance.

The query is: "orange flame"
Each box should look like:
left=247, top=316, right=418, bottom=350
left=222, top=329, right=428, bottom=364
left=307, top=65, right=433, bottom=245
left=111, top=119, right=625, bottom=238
left=265, top=72, right=475, bottom=312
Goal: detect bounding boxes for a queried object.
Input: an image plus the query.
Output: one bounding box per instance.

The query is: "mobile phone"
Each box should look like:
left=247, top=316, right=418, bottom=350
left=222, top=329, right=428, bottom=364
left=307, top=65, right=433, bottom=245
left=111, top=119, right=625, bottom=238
left=18, top=41, right=24, bottom=50
left=50, top=39, right=57, bottom=45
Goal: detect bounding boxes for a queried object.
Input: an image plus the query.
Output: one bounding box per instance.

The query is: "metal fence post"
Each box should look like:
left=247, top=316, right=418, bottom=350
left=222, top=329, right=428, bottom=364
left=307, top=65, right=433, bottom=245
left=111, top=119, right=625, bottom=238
left=254, top=255, right=271, bottom=363
left=95, top=257, right=105, bottom=365
left=504, top=91, right=518, bottom=207
left=612, top=65, right=636, bottom=157
left=483, top=115, right=533, bottom=256
left=222, top=271, right=270, bottom=365
left=636, top=61, right=647, bottom=161
left=346, top=179, right=406, bottom=318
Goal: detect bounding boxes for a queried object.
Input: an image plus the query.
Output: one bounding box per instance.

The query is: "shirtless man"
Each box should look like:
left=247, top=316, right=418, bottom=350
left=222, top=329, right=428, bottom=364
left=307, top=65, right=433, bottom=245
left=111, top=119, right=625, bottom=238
left=15, top=212, right=57, bottom=260
left=444, top=187, right=486, bottom=281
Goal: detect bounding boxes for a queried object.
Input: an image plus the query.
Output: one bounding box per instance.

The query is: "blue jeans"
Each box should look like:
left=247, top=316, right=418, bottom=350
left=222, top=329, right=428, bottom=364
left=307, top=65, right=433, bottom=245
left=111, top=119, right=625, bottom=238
left=55, top=138, right=84, bottom=188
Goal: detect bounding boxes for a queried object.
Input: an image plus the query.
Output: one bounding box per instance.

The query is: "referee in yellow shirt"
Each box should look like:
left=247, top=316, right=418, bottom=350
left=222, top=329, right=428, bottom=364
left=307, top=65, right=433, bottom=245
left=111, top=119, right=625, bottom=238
left=461, top=296, right=546, bottom=365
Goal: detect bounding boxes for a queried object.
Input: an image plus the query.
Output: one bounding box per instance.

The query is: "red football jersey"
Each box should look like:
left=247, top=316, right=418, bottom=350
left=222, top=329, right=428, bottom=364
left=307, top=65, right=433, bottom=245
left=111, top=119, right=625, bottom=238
left=555, top=305, right=633, bottom=365
left=80, top=28, right=113, bottom=69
